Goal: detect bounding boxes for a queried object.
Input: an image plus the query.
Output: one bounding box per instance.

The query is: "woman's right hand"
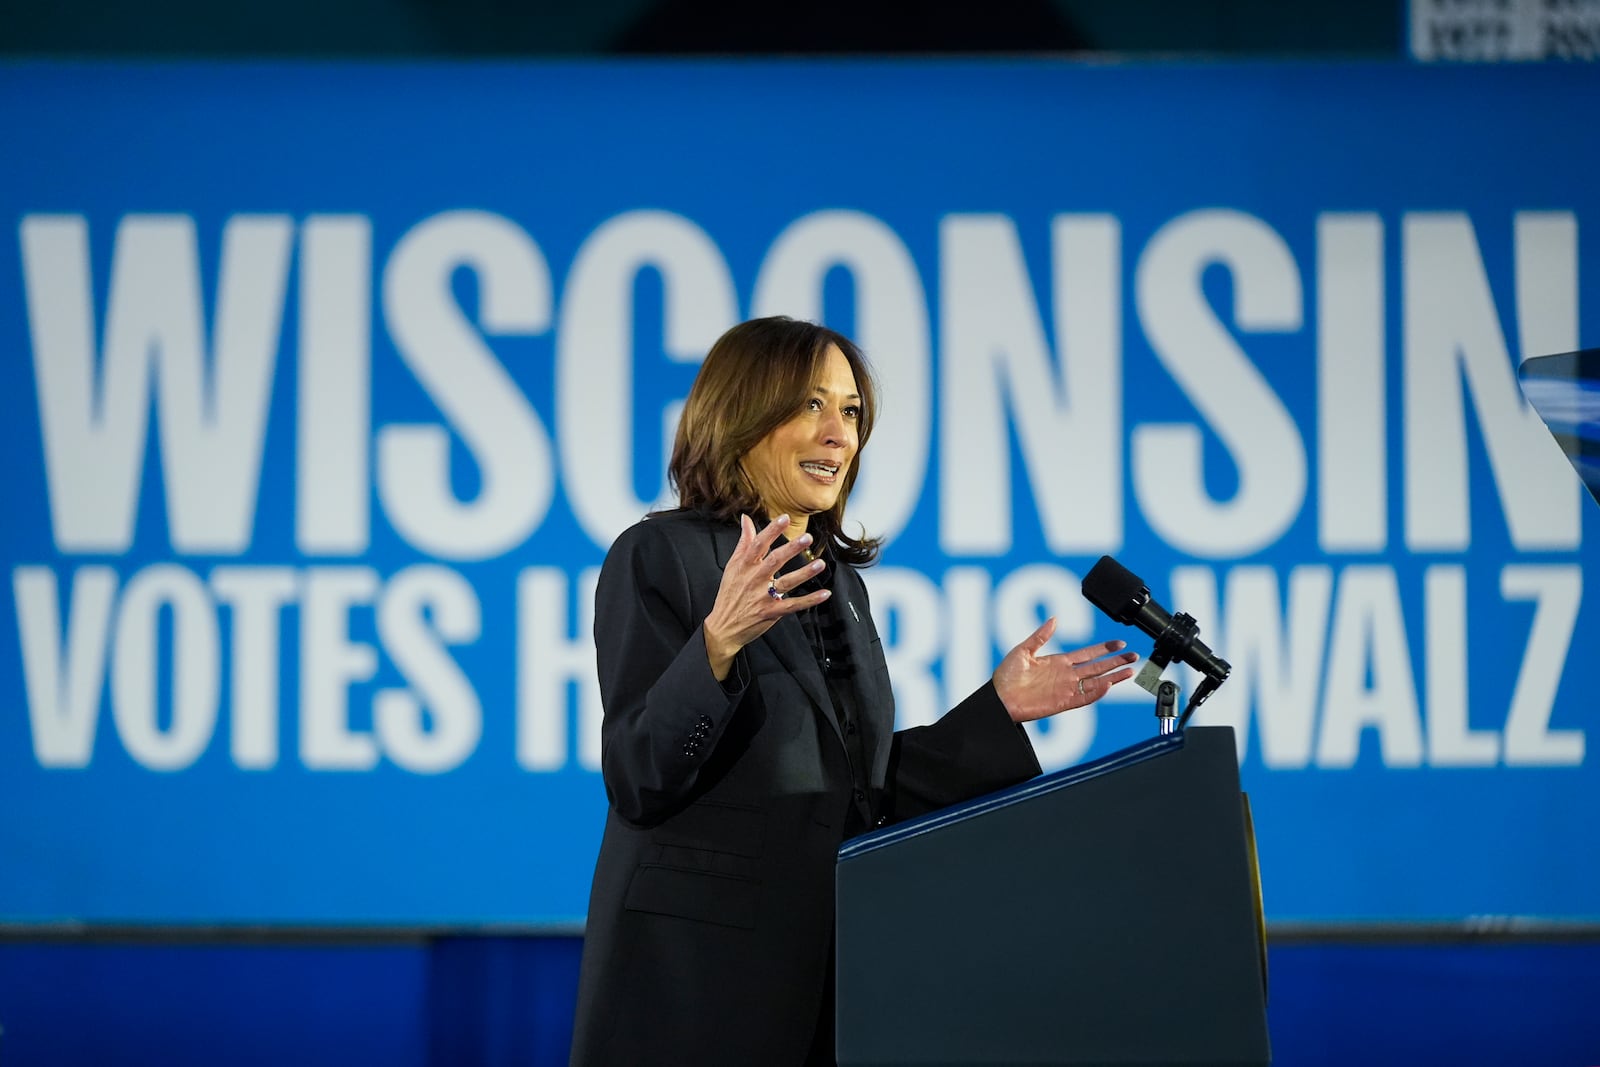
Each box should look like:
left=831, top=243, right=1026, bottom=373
left=703, top=514, right=831, bottom=680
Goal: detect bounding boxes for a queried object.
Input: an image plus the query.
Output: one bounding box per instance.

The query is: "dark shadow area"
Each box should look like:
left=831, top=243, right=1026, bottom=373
left=0, top=0, right=1400, bottom=58
left=612, top=0, right=1089, bottom=54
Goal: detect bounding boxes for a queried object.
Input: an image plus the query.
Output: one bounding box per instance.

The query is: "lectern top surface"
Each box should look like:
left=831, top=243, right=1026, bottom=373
left=837, top=728, right=1192, bottom=862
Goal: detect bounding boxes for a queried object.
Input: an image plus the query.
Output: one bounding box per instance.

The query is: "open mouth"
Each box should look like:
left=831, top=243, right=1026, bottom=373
left=799, top=461, right=840, bottom=481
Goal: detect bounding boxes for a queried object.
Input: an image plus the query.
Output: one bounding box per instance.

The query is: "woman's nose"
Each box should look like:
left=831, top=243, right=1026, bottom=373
left=818, top=409, right=847, bottom=446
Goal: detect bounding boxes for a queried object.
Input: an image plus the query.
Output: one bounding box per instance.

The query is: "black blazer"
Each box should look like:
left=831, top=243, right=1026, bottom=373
left=569, top=509, right=1042, bottom=1066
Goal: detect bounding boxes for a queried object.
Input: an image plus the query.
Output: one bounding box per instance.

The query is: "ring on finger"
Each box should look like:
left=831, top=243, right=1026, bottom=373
left=1076, top=678, right=1084, bottom=696
left=768, top=582, right=784, bottom=601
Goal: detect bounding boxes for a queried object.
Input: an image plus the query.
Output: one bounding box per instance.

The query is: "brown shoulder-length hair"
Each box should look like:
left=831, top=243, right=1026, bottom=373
left=668, top=316, right=882, bottom=566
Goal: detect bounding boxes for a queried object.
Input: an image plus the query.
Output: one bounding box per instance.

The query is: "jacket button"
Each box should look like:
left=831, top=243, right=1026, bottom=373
left=853, top=788, right=866, bottom=802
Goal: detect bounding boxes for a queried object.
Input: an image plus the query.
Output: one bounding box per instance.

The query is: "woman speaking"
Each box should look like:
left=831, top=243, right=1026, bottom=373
left=569, top=317, right=1136, bottom=1066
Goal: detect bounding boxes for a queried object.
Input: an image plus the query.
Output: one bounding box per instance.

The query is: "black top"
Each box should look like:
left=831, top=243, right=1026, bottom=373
left=788, top=547, right=873, bottom=834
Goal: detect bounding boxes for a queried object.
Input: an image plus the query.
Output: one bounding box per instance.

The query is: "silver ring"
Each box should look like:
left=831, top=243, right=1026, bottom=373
left=1077, top=679, right=1085, bottom=696
left=768, top=582, right=784, bottom=601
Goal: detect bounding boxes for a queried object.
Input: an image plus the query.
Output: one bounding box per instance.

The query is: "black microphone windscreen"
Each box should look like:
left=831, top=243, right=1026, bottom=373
left=1082, top=555, right=1146, bottom=624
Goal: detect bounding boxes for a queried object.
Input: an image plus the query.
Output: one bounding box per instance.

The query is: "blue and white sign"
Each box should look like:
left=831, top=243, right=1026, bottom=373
left=2, top=61, right=1596, bottom=925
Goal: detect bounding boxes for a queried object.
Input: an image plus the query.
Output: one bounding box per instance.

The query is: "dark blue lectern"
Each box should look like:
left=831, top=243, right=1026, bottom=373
left=836, top=726, right=1270, bottom=1067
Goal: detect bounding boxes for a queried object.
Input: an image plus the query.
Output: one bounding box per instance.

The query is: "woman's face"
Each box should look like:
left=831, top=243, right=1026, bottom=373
left=741, top=344, right=861, bottom=525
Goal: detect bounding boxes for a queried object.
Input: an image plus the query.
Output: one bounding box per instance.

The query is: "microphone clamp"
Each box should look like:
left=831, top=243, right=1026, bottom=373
left=1134, top=609, right=1201, bottom=697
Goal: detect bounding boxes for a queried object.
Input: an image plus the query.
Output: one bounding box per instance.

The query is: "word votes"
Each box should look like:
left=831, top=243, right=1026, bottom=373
left=14, top=563, right=599, bottom=775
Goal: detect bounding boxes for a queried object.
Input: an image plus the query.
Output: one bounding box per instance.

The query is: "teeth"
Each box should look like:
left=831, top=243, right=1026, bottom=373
left=800, top=462, right=838, bottom=476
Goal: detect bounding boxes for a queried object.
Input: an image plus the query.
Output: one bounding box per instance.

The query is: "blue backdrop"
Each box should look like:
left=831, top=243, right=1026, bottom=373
left=2, top=60, right=1596, bottom=926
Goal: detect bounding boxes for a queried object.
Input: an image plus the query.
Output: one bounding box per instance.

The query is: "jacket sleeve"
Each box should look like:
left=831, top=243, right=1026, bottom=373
left=881, top=680, right=1043, bottom=824
left=593, top=521, right=749, bottom=827
left=849, top=574, right=1042, bottom=825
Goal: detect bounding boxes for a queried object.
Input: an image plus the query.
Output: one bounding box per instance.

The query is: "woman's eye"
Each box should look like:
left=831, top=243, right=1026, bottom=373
left=806, top=397, right=824, bottom=411
left=843, top=405, right=861, bottom=419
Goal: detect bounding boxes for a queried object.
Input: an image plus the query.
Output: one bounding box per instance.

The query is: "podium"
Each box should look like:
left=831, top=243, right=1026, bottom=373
left=835, top=726, right=1269, bottom=1067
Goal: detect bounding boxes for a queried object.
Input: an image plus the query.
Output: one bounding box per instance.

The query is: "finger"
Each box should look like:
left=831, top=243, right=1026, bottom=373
left=752, top=513, right=791, bottom=555
left=731, top=513, right=764, bottom=565
left=774, top=587, right=832, bottom=613
left=1083, top=667, right=1137, bottom=697
left=1083, top=650, right=1139, bottom=677
left=774, top=556, right=827, bottom=595
left=765, top=532, right=816, bottom=573
left=1016, top=616, right=1057, bottom=656
left=752, top=534, right=819, bottom=585
left=1064, top=638, right=1129, bottom=665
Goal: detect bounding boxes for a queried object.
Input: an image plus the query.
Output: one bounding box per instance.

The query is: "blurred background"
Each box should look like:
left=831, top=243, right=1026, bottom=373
left=2, top=0, right=1599, bottom=1064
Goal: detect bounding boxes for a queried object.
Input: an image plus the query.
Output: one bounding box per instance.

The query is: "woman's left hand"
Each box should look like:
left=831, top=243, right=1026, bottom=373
left=991, top=617, right=1139, bottom=723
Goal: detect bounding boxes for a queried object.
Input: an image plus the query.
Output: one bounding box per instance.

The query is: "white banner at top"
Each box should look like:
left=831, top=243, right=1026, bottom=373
left=1411, top=0, right=1600, bottom=61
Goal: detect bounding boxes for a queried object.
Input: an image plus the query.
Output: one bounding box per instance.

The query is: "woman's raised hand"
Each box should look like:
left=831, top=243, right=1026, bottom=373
left=703, top=515, right=831, bottom=681
left=991, top=617, right=1139, bottom=723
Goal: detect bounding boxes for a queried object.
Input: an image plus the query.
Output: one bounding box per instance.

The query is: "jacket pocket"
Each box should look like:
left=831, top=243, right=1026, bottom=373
left=651, top=799, right=765, bottom=858
left=623, top=864, right=761, bottom=929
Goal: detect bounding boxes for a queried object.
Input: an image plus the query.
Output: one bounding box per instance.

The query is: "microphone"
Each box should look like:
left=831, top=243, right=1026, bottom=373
left=1082, top=555, right=1231, bottom=725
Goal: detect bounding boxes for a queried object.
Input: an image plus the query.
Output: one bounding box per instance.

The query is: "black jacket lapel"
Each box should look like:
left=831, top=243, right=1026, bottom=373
left=831, top=566, right=894, bottom=786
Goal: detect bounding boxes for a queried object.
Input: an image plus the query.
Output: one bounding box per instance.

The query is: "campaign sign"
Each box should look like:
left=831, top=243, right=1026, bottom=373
left=1, top=61, right=1596, bottom=925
